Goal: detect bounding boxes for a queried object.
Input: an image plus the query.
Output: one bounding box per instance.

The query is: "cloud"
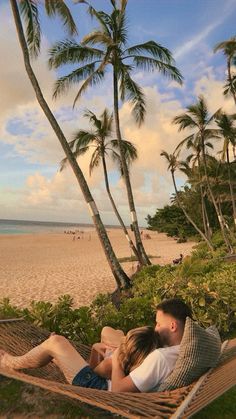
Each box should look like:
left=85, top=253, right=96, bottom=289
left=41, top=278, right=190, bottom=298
left=174, top=0, right=235, bottom=60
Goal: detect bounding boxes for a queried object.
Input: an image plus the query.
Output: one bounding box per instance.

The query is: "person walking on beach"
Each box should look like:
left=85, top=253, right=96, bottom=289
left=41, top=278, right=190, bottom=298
left=0, top=298, right=192, bottom=392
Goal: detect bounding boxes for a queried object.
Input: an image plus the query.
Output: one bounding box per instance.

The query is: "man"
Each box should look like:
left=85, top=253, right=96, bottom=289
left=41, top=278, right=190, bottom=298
left=0, top=298, right=192, bottom=392
left=111, top=298, right=192, bottom=392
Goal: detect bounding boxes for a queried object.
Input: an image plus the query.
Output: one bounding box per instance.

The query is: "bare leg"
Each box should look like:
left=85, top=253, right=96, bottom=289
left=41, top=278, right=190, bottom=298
left=0, top=335, right=88, bottom=384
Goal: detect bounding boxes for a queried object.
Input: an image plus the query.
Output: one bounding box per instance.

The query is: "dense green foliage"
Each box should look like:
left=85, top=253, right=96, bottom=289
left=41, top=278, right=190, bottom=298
left=146, top=204, right=196, bottom=239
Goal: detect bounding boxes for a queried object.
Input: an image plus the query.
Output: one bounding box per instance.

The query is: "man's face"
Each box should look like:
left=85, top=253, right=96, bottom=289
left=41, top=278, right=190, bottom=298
left=155, top=309, right=176, bottom=345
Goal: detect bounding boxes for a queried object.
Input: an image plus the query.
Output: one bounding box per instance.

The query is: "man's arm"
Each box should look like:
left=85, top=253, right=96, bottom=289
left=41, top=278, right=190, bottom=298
left=111, top=349, right=139, bottom=392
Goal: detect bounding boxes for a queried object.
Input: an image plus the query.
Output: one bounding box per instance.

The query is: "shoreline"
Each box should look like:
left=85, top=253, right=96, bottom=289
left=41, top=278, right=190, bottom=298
left=0, top=229, right=196, bottom=308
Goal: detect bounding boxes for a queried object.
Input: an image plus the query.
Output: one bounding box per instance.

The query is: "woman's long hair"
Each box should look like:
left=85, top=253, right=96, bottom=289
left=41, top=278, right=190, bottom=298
left=118, top=326, right=162, bottom=375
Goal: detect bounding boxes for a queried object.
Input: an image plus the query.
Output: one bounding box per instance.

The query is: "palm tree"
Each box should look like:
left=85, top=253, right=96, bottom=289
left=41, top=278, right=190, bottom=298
left=48, top=0, right=183, bottom=265
left=160, top=150, right=214, bottom=251
left=214, top=37, right=236, bottom=105
left=216, top=112, right=236, bottom=227
left=177, top=136, right=213, bottom=240
left=173, top=95, right=234, bottom=253
left=10, top=0, right=130, bottom=289
left=61, top=108, right=142, bottom=261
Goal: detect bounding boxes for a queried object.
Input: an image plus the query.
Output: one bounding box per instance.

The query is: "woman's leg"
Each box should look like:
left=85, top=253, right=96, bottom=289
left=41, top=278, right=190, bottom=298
left=0, top=334, right=88, bottom=384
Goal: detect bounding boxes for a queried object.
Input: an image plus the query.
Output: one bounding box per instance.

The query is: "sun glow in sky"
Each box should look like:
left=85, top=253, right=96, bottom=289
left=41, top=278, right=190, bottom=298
left=0, top=0, right=236, bottom=225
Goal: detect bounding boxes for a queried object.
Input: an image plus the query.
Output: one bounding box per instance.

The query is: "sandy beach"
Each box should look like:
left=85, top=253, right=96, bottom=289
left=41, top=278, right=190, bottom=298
left=0, top=229, right=196, bottom=308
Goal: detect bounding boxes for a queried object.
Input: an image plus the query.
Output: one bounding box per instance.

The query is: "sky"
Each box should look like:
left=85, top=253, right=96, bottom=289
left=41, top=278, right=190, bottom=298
left=0, top=0, right=236, bottom=226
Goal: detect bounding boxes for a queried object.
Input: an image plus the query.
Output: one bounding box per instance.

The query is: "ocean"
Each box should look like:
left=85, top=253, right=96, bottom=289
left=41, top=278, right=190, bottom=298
left=0, top=219, right=94, bottom=235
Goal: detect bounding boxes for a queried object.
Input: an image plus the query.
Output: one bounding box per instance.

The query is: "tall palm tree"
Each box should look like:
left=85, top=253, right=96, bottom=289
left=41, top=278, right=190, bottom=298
left=173, top=95, right=234, bottom=253
left=61, top=108, right=142, bottom=261
left=48, top=0, right=183, bottom=265
left=216, top=112, right=236, bottom=227
left=160, top=151, right=214, bottom=251
left=214, top=37, right=236, bottom=105
left=10, top=0, right=130, bottom=289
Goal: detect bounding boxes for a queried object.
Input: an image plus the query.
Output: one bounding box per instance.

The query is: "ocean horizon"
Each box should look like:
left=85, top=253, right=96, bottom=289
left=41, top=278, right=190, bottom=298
left=0, top=218, right=121, bottom=235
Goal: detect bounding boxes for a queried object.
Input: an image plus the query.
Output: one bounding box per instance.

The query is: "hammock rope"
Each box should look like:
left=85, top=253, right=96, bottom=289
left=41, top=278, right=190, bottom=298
left=0, top=320, right=236, bottom=418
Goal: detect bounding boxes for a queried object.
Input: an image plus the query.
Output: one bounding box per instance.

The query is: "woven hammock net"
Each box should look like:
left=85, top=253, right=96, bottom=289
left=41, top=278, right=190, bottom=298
left=0, top=320, right=236, bottom=419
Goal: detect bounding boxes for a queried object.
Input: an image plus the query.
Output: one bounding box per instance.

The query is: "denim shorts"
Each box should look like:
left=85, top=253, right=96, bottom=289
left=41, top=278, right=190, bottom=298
left=72, top=365, right=108, bottom=390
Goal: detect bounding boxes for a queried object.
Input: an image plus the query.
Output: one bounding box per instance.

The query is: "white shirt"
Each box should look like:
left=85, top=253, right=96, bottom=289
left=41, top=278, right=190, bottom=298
left=129, top=345, right=180, bottom=392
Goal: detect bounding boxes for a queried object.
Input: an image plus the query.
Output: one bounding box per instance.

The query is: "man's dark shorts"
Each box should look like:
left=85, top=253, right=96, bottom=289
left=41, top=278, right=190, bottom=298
left=72, top=365, right=108, bottom=390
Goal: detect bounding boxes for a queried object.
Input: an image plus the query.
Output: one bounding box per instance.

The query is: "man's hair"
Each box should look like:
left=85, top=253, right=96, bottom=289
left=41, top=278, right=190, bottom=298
left=156, top=298, right=192, bottom=324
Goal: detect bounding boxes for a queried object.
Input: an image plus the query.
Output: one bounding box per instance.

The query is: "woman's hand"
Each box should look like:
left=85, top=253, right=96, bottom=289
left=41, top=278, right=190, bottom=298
left=89, top=342, right=110, bottom=369
left=92, top=342, right=109, bottom=358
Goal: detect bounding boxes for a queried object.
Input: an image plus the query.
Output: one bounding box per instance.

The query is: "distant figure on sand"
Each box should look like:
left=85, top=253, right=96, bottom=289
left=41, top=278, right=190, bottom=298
left=0, top=298, right=191, bottom=392
left=173, top=254, right=183, bottom=265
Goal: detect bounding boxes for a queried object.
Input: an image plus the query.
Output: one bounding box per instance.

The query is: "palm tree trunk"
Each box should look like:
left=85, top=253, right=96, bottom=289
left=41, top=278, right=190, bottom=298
left=171, top=171, right=214, bottom=251
left=226, top=147, right=236, bottom=228
left=200, top=185, right=209, bottom=236
left=201, top=136, right=234, bottom=254
left=10, top=0, right=130, bottom=289
left=113, top=71, right=151, bottom=265
left=101, top=154, right=141, bottom=261
left=197, top=157, right=212, bottom=239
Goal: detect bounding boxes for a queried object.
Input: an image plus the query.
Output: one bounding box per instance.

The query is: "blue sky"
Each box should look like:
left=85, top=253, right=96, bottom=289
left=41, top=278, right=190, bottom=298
left=0, top=0, right=235, bottom=225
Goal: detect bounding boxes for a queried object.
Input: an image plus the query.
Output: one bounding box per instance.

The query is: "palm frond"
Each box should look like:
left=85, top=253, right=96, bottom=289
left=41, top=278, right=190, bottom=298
left=174, top=134, right=195, bottom=153
left=19, top=0, right=40, bottom=58
left=89, top=148, right=102, bottom=175
left=73, top=66, right=105, bottom=107
left=223, top=75, right=236, bottom=98
left=73, top=131, right=97, bottom=150
left=86, top=6, right=111, bottom=37
left=214, top=37, right=236, bottom=56
left=133, top=56, right=183, bottom=84
left=119, top=68, right=146, bottom=126
left=45, top=0, right=78, bottom=36
left=124, top=41, right=174, bottom=62
left=173, top=114, right=198, bottom=131
left=82, top=31, right=113, bottom=47
left=52, top=62, right=97, bottom=99
left=110, top=139, right=138, bottom=164
left=48, top=41, right=103, bottom=69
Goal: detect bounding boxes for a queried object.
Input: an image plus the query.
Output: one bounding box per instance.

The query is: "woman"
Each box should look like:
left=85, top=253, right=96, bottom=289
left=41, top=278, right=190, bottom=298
left=0, top=326, right=161, bottom=391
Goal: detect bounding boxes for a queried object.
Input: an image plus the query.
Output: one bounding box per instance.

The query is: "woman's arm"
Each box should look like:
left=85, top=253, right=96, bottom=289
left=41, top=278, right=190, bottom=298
left=89, top=342, right=108, bottom=369
left=93, top=357, right=112, bottom=379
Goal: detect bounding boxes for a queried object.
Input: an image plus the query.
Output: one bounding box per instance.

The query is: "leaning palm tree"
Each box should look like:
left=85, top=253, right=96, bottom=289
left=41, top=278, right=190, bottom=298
left=214, top=37, right=236, bottom=105
left=48, top=0, right=183, bottom=265
left=61, top=108, right=142, bottom=261
left=173, top=95, right=234, bottom=253
left=216, top=112, right=236, bottom=227
left=160, top=150, right=214, bottom=251
left=10, top=0, right=130, bottom=289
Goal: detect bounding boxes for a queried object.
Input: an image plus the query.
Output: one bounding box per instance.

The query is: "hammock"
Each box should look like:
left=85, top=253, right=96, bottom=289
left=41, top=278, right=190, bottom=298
left=0, top=319, right=236, bottom=418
